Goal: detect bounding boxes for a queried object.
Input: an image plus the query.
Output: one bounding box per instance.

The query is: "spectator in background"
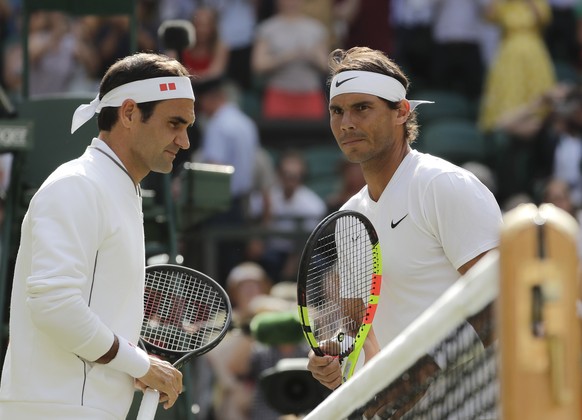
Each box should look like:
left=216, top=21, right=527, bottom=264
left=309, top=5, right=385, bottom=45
left=479, top=0, right=556, bottom=133
left=325, top=159, right=366, bottom=214
left=249, top=147, right=277, bottom=225
left=390, top=0, right=435, bottom=92
left=548, top=86, right=582, bottom=207
left=181, top=6, right=230, bottom=82
left=251, top=0, right=329, bottom=120
left=68, top=17, right=104, bottom=92
left=93, top=16, right=131, bottom=79
left=247, top=149, right=327, bottom=282
left=215, top=0, right=258, bottom=92
left=333, top=0, right=393, bottom=55
left=429, top=0, right=490, bottom=99
left=183, top=76, right=259, bottom=282
left=28, top=11, right=100, bottom=96
left=194, top=75, right=259, bottom=223
left=494, top=83, right=574, bottom=142
left=494, top=83, right=576, bottom=204
left=160, top=0, right=258, bottom=92
left=226, top=262, right=274, bottom=329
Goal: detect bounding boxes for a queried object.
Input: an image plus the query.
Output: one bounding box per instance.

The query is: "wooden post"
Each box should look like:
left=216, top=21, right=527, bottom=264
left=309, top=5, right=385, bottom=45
left=499, top=203, right=581, bottom=419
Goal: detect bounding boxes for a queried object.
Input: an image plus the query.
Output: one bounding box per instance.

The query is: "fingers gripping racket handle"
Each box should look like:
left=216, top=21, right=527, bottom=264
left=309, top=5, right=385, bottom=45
left=136, top=388, right=160, bottom=420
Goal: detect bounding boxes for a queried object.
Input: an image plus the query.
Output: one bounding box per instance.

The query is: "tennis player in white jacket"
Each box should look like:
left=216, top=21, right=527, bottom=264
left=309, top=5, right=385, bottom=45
left=0, top=52, right=196, bottom=419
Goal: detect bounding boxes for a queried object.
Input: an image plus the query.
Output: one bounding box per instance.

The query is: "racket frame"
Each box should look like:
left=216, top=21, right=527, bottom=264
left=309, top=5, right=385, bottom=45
left=139, top=263, right=232, bottom=368
left=297, top=210, right=382, bottom=383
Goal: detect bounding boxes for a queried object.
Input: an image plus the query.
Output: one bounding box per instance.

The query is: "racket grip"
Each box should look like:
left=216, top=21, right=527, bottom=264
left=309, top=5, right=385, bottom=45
left=136, top=388, right=160, bottom=420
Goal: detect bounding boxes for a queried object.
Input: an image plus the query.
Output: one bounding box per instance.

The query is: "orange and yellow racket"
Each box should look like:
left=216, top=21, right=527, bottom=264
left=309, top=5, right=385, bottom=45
left=297, top=210, right=382, bottom=383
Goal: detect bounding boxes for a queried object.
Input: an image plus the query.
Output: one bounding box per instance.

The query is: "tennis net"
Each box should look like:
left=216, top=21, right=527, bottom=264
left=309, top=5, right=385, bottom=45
left=303, top=250, right=500, bottom=420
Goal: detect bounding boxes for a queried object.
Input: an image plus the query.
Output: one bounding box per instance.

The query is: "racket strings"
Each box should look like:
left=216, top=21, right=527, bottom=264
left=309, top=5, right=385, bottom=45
left=305, top=215, right=375, bottom=357
left=142, top=270, right=228, bottom=352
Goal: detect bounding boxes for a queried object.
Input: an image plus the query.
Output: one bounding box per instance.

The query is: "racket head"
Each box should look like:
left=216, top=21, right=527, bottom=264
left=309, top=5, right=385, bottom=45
left=140, top=264, right=232, bottom=368
left=297, top=210, right=382, bottom=377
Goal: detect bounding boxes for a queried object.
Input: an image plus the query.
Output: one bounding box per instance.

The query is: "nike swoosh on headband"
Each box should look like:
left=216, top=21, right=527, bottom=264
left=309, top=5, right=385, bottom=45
left=335, top=76, right=358, bottom=87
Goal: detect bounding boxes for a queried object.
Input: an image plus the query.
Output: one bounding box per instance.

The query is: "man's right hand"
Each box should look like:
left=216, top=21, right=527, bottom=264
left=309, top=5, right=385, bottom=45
left=307, top=349, right=342, bottom=390
left=134, top=356, right=183, bottom=409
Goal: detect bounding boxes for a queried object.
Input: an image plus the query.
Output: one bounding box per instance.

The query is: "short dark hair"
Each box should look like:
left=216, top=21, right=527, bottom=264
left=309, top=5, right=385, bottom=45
left=327, top=47, right=420, bottom=144
left=98, top=52, right=191, bottom=131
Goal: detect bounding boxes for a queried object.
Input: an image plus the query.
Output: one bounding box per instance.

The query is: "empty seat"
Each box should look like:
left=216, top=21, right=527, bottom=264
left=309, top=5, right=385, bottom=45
left=413, top=90, right=477, bottom=128
left=303, top=145, right=344, bottom=198
left=417, top=119, right=489, bottom=166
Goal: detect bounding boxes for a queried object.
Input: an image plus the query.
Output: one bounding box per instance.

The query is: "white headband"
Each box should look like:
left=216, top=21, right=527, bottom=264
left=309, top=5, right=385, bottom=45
left=330, top=70, right=433, bottom=110
left=71, top=76, right=195, bottom=133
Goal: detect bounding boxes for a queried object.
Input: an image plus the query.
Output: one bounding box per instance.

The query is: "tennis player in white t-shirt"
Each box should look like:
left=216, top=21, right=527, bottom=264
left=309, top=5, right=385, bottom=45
left=307, top=46, right=502, bottom=408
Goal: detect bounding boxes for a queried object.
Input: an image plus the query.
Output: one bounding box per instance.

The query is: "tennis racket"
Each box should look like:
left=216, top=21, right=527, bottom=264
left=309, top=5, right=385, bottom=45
left=136, top=264, right=232, bottom=420
left=297, top=210, right=382, bottom=383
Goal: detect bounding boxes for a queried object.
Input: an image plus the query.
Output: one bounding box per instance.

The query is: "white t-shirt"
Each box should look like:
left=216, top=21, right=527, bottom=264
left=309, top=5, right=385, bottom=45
left=341, top=149, right=502, bottom=349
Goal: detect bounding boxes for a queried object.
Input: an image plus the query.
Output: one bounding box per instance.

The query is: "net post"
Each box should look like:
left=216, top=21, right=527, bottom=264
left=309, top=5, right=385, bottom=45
left=499, top=203, right=582, bottom=420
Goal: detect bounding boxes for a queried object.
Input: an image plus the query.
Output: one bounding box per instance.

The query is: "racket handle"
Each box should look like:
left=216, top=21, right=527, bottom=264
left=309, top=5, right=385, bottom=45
left=136, top=388, right=160, bottom=420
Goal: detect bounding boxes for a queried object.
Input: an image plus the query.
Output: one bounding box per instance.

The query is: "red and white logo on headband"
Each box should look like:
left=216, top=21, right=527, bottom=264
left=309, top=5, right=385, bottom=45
left=159, top=83, right=177, bottom=92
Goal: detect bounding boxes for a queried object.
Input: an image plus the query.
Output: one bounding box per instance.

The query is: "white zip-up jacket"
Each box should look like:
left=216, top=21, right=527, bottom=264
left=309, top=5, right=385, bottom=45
left=0, top=139, right=148, bottom=419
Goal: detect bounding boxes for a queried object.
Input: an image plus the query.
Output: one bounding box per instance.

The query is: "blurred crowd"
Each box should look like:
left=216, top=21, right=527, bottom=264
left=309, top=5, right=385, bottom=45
left=2, top=0, right=582, bottom=419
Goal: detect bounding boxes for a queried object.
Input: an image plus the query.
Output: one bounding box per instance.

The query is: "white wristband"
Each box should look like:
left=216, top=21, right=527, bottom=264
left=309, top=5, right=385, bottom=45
left=106, top=336, right=151, bottom=378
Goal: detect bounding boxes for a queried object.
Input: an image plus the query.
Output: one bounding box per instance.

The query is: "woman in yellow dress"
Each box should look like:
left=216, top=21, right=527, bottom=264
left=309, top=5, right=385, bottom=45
left=479, top=0, right=556, bottom=133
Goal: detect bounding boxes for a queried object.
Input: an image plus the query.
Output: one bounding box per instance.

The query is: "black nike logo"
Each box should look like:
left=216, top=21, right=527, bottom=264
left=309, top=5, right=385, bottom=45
left=335, top=76, right=358, bottom=87
left=391, top=214, right=408, bottom=229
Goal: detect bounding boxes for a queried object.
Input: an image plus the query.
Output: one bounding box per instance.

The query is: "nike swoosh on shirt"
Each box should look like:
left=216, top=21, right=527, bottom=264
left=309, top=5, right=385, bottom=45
left=391, top=214, right=408, bottom=229
left=335, top=76, right=358, bottom=87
